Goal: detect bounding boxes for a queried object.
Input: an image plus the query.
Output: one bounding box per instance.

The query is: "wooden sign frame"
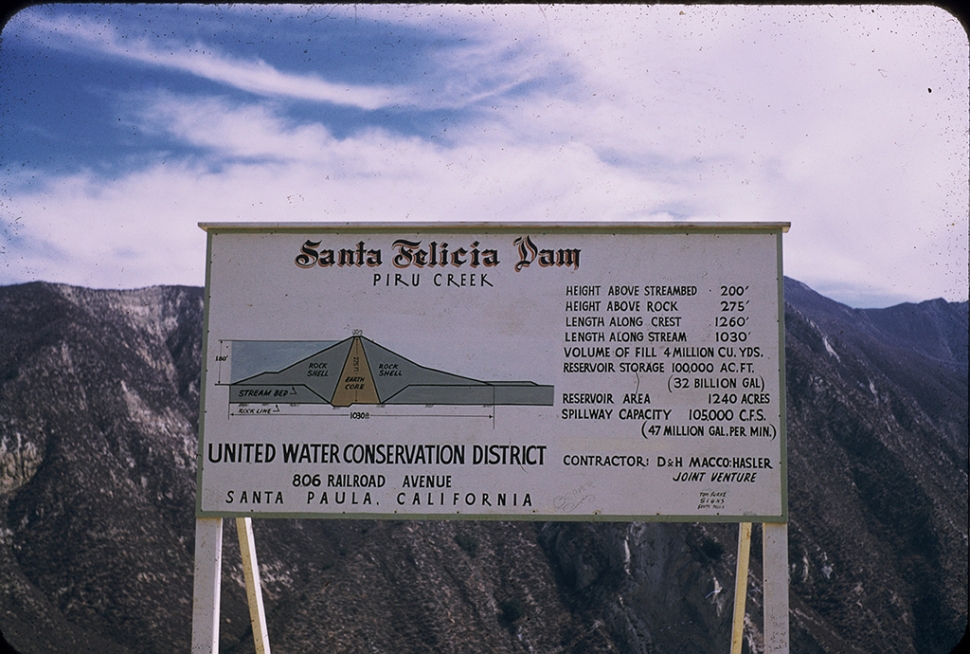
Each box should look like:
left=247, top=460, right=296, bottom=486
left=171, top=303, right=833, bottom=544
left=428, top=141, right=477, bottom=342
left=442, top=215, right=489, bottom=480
left=191, top=222, right=790, bottom=653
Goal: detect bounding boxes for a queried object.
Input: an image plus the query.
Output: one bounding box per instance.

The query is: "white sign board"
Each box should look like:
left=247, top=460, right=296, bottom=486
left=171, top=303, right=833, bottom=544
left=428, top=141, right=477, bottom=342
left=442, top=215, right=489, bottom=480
left=197, top=223, right=788, bottom=521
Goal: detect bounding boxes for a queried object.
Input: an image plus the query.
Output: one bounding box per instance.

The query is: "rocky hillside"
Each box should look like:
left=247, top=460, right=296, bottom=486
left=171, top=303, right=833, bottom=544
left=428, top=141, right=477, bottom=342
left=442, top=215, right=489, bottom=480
left=0, top=279, right=966, bottom=653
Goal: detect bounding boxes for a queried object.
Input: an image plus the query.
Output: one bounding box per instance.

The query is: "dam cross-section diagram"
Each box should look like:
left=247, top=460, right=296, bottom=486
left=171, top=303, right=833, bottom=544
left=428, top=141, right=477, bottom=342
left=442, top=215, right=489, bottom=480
left=224, top=334, right=554, bottom=408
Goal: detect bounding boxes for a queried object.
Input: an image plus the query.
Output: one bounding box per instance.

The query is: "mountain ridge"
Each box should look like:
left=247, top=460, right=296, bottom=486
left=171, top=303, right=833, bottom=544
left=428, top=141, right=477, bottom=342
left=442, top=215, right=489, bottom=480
left=0, top=277, right=966, bottom=653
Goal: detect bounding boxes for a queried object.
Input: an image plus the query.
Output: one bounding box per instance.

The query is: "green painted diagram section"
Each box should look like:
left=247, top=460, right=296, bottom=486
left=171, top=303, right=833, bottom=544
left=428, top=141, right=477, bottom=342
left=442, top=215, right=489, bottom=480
left=229, top=340, right=338, bottom=383
left=230, top=339, right=351, bottom=404
left=229, top=336, right=554, bottom=406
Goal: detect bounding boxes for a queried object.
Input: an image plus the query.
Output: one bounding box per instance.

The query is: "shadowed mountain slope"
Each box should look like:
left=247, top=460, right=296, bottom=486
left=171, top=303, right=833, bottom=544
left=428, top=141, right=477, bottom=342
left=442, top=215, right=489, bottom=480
left=0, top=278, right=965, bottom=653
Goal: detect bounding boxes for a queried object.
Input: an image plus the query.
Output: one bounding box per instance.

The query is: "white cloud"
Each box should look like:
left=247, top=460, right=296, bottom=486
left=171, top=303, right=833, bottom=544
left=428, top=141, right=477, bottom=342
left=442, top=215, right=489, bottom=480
left=137, top=93, right=338, bottom=163
left=2, top=4, right=966, bottom=306
left=483, top=4, right=969, bottom=305
left=14, top=10, right=405, bottom=110
left=12, top=6, right=565, bottom=113
left=1, top=92, right=689, bottom=288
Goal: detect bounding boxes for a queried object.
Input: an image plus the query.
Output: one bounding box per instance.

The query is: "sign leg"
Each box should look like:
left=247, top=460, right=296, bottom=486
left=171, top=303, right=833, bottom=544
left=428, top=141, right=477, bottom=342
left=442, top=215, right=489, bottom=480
left=237, top=517, right=272, bottom=654
left=730, top=522, right=752, bottom=654
left=191, top=517, right=224, bottom=654
left=762, top=522, right=790, bottom=653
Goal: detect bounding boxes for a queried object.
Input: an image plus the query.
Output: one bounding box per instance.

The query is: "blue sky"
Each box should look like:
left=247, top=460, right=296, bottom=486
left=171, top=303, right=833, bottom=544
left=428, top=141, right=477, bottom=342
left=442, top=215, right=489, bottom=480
left=1, top=4, right=967, bottom=308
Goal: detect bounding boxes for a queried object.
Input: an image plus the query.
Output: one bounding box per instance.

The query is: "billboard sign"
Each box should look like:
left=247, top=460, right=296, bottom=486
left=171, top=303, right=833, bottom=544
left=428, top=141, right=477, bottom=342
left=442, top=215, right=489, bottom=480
left=197, top=223, right=788, bottom=521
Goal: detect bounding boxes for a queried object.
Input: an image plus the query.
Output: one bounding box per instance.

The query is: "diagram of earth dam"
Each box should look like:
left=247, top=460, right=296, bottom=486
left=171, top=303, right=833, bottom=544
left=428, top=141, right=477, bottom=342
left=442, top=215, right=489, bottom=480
left=224, top=334, right=555, bottom=408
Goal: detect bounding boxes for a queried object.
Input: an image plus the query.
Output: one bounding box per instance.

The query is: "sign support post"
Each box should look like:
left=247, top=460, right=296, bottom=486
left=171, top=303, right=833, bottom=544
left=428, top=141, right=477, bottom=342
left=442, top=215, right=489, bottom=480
left=237, top=517, right=272, bottom=654
left=762, top=522, right=790, bottom=653
left=729, top=522, right=790, bottom=654
left=730, top=522, right=753, bottom=654
left=191, top=517, right=223, bottom=654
